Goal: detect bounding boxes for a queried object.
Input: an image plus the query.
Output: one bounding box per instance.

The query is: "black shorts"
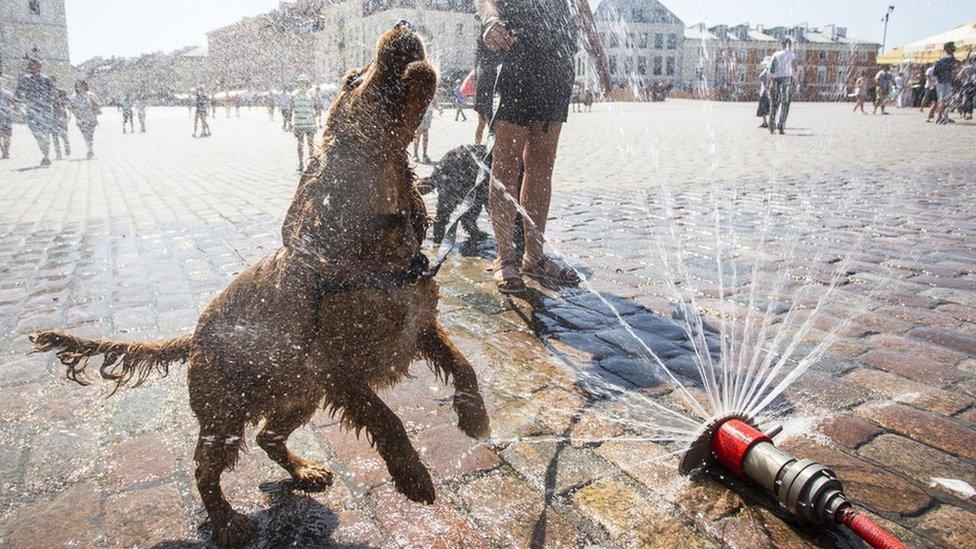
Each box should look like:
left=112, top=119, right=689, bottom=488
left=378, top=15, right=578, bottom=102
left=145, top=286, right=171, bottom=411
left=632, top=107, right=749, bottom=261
left=923, top=88, right=937, bottom=103
left=495, top=41, right=574, bottom=127
left=475, top=53, right=501, bottom=119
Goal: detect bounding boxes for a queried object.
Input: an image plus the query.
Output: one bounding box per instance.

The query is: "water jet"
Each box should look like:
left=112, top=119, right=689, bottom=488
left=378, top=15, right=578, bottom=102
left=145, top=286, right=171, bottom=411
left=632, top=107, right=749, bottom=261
left=679, top=416, right=907, bottom=549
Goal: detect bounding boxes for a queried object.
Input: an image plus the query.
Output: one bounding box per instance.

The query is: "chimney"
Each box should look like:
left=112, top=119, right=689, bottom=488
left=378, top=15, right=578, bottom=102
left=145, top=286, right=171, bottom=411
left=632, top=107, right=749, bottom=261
left=836, top=27, right=847, bottom=39
left=755, top=23, right=765, bottom=34
left=823, top=24, right=836, bottom=40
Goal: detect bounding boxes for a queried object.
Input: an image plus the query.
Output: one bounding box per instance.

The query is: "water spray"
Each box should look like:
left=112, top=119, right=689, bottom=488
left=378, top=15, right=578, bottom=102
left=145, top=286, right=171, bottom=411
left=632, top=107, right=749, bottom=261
left=679, top=416, right=907, bottom=549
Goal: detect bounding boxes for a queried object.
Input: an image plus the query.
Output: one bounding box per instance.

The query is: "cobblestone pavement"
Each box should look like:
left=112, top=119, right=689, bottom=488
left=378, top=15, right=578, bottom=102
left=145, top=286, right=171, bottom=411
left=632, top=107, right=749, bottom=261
left=0, top=103, right=974, bottom=548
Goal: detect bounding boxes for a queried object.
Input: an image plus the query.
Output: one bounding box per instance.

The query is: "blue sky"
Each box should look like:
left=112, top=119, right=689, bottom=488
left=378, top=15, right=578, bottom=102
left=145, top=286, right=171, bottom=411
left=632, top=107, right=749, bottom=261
left=66, top=0, right=974, bottom=63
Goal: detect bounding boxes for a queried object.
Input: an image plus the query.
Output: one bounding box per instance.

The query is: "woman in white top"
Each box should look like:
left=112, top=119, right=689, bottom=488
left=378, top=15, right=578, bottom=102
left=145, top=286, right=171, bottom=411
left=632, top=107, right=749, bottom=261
left=68, top=80, right=100, bottom=159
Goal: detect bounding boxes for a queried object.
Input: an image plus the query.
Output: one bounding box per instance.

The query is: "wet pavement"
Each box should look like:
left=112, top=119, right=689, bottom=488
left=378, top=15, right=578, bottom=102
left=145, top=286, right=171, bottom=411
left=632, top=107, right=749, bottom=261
left=1, top=103, right=974, bottom=548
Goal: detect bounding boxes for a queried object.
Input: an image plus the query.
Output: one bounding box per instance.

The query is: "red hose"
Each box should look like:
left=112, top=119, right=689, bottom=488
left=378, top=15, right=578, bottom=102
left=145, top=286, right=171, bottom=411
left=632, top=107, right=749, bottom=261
left=837, top=507, right=908, bottom=549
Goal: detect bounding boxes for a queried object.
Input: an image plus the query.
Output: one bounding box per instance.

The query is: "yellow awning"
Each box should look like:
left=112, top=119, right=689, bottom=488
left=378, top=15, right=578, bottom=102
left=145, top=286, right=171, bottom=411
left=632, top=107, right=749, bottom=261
left=882, top=19, right=976, bottom=64
left=877, top=47, right=904, bottom=65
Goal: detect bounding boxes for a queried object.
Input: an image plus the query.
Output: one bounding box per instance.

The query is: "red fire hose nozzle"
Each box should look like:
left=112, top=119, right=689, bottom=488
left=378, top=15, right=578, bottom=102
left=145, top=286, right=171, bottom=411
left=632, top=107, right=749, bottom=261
left=679, top=417, right=908, bottom=549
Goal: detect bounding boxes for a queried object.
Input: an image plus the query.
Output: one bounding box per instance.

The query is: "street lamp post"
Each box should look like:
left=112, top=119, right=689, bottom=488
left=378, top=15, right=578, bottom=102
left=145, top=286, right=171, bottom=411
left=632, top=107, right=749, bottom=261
left=881, top=5, right=895, bottom=53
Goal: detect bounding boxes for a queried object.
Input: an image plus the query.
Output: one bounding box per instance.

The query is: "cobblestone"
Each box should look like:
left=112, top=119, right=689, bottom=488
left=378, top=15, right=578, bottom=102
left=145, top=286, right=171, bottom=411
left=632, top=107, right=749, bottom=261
left=1, top=103, right=974, bottom=547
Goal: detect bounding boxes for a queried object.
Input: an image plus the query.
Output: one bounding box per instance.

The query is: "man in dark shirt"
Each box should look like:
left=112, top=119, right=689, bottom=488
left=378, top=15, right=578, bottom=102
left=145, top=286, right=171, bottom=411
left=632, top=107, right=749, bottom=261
left=933, top=41, right=958, bottom=125
left=476, top=0, right=609, bottom=294
left=15, top=58, right=55, bottom=166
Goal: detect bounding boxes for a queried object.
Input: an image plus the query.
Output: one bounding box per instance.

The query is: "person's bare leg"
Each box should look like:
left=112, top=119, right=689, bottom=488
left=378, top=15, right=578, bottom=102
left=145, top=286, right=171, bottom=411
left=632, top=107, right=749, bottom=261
left=413, top=133, right=420, bottom=158
left=488, top=120, right=529, bottom=268
left=1, top=136, right=9, bottom=158
left=520, top=121, right=562, bottom=265
left=422, top=131, right=429, bottom=159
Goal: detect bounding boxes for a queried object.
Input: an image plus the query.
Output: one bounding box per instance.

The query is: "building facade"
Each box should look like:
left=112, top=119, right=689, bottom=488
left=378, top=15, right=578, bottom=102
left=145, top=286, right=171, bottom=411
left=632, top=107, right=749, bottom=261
left=316, top=0, right=478, bottom=85
left=575, top=0, right=684, bottom=96
left=0, top=0, right=71, bottom=83
left=76, top=45, right=209, bottom=102
left=681, top=22, right=879, bottom=101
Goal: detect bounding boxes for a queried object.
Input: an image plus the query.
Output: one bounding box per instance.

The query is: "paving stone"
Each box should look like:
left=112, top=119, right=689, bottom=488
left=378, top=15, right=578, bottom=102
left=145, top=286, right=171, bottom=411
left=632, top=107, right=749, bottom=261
left=907, top=326, right=976, bottom=357
left=916, top=505, right=976, bottom=549
left=415, top=423, right=500, bottom=481
left=457, top=472, right=585, bottom=547
left=103, top=433, right=178, bottom=488
left=858, top=403, right=976, bottom=462
left=6, top=482, right=103, bottom=548
left=858, top=434, right=976, bottom=500
left=370, top=483, right=489, bottom=548
left=857, top=349, right=963, bottom=387
left=845, top=368, right=972, bottom=416
left=817, top=414, right=883, bottom=449
left=104, top=483, right=189, bottom=546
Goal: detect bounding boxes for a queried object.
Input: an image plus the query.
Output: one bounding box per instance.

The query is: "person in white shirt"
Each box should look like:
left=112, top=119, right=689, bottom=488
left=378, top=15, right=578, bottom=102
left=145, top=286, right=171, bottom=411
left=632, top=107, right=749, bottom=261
left=67, top=80, right=100, bottom=159
left=920, top=65, right=938, bottom=120
left=765, top=37, right=796, bottom=135
left=756, top=59, right=771, bottom=128
left=894, top=72, right=907, bottom=108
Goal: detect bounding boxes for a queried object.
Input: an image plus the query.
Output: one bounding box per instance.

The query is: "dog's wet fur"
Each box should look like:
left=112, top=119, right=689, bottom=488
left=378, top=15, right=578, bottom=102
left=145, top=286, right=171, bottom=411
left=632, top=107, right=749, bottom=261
left=31, top=26, right=489, bottom=548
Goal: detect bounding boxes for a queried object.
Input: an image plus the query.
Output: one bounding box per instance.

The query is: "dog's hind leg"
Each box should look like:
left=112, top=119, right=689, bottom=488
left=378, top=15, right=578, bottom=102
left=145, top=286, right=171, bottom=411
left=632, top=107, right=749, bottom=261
left=193, top=419, right=253, bottom=548
left=327, top=381, right=435, bottom=504
left=417, top=322, right=490, bottom=439
left=256, top=402, right=334, bottom=491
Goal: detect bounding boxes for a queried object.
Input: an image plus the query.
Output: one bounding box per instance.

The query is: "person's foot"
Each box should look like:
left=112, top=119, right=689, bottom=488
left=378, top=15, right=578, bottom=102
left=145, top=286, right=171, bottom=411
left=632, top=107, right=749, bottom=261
left=778, top=128, right=785, bottom=135
left=759, top=122, right=768, bottom=128
left=87, top=151, right=94, bottom=159
left=522, top=255, right=581, bottom=286
left=1, top=153, right=8, bottom=160
left=298, top=163, right=304, bottom=173
left=40, top=157, right=51, bottom=167
left=423, top=155, right=432, bottom=164
left=492, top=259, right=526, bottom=295
left=768, top=124, right=775, bottom=135
left=55, top=153, right=62, bottom=160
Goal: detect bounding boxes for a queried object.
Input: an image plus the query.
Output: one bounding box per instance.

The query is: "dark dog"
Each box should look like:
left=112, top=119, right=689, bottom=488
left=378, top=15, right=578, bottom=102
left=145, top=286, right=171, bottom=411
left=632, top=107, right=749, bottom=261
left=31, top=25, right=489, bottom=548
left=417, top=144, right=491, bottom=244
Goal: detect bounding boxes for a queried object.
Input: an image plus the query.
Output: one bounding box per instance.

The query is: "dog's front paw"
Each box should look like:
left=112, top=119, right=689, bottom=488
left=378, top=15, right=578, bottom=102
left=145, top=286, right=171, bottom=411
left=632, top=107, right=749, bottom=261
left=212, top=511, right=254, bottom=548
left=290, top=461, right=334, bottom=492
left=391, top=458, right=435, bottom=504
left=455, top=391, right=490, bottom=440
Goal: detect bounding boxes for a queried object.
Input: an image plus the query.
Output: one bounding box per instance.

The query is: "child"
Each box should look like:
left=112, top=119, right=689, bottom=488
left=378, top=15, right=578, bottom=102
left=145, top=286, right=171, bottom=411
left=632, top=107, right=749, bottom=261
left=852, top=75, right=868, bottom=114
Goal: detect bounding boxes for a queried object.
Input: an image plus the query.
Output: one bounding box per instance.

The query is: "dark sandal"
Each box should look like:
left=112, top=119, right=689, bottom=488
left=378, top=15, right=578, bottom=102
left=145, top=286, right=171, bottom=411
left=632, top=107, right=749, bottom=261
left=492, top=262, right=526, bottom=295
left=523, top=255, right=581, bottom=286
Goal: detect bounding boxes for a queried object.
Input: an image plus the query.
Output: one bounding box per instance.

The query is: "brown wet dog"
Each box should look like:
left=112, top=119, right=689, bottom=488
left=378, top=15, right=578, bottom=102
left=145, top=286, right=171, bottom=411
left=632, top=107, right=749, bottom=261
left=31, top=25, right=489, bottom=547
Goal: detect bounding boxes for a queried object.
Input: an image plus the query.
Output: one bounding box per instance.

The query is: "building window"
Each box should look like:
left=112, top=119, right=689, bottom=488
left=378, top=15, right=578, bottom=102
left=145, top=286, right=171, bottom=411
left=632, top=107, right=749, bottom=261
left=818, top=50, right=827, bottom=60
left=639, top=33, right=648, bottom=48
left=457, top=23, right=463, bottom=35
left=667, top=33, right=677, bottom=49
left=653, top=56, right=662, bottom=75
left=626, top=33, right=635, bottom=48
left=623, top=57, right=633, bottom=74
left=666, top=56, right=675, bottom=76
left=609, top=34, right=619, bottom=48
left=29, top=0, right=40, bottom=15
left=817, top=66, right=827, bottom=84
left=654, top=33, right=664, bottom=49
left=632, top=8, right=645, bottom=22
left=638, top=57, right=647, bottom=75
left=608, top=56, right=617, bottom=75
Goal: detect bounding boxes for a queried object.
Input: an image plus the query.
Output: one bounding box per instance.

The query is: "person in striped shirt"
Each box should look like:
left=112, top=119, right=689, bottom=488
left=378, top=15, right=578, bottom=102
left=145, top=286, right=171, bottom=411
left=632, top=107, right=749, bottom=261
left=291, top=75, right=318, bottom=172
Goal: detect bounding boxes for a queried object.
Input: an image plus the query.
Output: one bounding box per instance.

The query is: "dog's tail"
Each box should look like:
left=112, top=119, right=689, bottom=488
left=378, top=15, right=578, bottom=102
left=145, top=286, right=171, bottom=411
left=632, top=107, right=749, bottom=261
left=30, top=331, right=193, bottom=396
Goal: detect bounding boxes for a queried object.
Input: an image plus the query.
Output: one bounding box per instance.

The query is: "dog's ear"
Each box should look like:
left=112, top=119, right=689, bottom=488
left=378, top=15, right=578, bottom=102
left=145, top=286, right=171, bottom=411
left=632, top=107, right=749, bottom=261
left=397, top=61, right=437, bottom=134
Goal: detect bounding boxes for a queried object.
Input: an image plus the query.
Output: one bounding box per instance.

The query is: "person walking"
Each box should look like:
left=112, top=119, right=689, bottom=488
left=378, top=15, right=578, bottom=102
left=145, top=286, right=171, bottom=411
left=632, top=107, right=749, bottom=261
left=477, top=0, right=610, bottom=294
left=413, top=99, right=440, bottom=163
left=121, top=95, right=135, bottom=133
left=51, top=80, right=71, bottom=159
left=933, top=42, right=958, bottom=125
left=873, top=66, right=894, bottom=114
left=756, top=59, right=771, bottom=128
left=135, top=98, right=147, bottom=132
left=266, top=93, right=276, bottom=120
left=192, top=87, right=211, bottom=137
left=15, top=58, right=56, bottom=166
left=68, top=80, right=100, bottom=159
left=290, top=75, right=318, bottom=172
left=277, top=86, right=292, bottom=131
left=766, top=37, right=796, bottom=135
left=0, top=76, right=19, bottom=160
left=920, top=65, right=938, bottom=120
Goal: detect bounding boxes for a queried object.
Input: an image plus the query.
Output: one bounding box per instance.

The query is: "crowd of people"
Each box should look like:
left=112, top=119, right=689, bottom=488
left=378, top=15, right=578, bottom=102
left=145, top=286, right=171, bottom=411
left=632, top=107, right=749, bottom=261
left=0, top=58, right=104, bottom=165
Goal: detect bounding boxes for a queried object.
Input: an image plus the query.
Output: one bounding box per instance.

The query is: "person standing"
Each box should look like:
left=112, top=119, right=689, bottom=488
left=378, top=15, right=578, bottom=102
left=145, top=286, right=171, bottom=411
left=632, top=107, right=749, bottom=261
left=290, top=75, right=318, bottom=172
left=51, top=80, right=71, bottom=159
left=193, top=87, right=211, bottom=137
left=873, top=66, right=893, bottom=114
left=920, top=65, right=938, bottom=120
left=852, top=74, right=868, bottom=114
left=932, top=42, right=958, bottom=125
left=68, top=80, right=100, bottom=159
left=15, top=58, right=56, bottom=166
left=277, top=86, right=292, bottom=131
left=756, top=59, right=771, bottom=128
left=959, top=53, right=975, bottom=120
left=121, top=95, right=135, bottom=133
left=453, top=79, right=468, bottom=122
left=765, top=37, right=796, bottom=135
left=894, top=71, right=907, bottom=108
left=266, top=92, right=276, bottom=120
left=413, top=99, right=440, bottom=163
left=312, top=85, right=324, bottom=123
left=0, top=76, right=19, bottom=160
left=477, top=0, right=610, bottom=293
left=135, top=98, right=147, bottom=132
